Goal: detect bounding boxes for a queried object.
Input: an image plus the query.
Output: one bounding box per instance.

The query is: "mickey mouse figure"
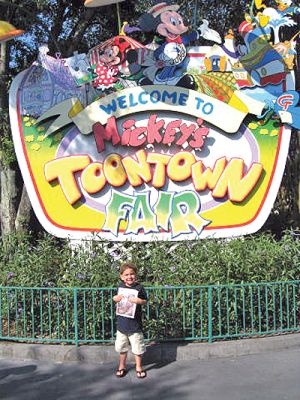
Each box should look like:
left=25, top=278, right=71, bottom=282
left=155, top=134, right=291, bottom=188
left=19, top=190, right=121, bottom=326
left=133, top=1, right=221, bottom=89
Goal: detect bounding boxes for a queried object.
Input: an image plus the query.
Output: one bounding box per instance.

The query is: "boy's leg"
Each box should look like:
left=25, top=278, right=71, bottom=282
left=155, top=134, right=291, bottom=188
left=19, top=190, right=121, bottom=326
left=134, top=354, right=146, bottom=378
left=115, top=331, right=130, bottom=377
left=117, top=352, right=127, bottom=375
left=129, top=332, right=147, bottom=378
left=134, top=354, right=143, bottom=371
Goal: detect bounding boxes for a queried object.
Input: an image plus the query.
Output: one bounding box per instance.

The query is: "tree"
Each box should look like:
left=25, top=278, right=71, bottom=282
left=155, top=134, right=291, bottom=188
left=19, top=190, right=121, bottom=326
left=0, top=0, right=299, bottom=241
left=0, top=0, right=127, bottom=237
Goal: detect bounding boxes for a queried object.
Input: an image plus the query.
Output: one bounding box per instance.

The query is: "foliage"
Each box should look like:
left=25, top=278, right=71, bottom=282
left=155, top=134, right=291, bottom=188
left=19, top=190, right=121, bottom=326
left=0, top=233, right=113, bottom=288
left=0, top=231, right=299, bottom=288
left=0, top=231, right=299, bottom=343
left=0, top=109, right=16, bottom=166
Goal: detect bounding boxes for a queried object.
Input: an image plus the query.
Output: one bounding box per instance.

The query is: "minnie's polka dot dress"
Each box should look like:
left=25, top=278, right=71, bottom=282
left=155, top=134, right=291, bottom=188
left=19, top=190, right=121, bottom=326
left=93, top=62, right=119, bottom=90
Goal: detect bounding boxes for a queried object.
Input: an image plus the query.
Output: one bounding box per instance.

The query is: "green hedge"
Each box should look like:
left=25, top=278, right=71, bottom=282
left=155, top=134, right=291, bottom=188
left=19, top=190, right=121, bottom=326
left=0, top=231, right=299, bottom=288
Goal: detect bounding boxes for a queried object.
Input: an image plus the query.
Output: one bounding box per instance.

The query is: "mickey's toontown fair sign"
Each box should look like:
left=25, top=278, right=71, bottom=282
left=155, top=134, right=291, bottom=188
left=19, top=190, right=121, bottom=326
left=9, top=1, right=300, bottom=241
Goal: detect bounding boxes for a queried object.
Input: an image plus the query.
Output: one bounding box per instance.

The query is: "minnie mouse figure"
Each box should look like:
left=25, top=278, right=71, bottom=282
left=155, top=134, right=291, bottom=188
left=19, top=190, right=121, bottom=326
left=93, top=37, right=131, bottom=91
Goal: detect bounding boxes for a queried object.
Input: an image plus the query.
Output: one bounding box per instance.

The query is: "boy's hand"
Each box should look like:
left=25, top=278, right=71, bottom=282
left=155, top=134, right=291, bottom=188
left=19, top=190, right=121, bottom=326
left=128, top=297, right=146, bottom=305
left=113, top=294, right=124, bottom=302
left=128, top=297, right=137, bottom=304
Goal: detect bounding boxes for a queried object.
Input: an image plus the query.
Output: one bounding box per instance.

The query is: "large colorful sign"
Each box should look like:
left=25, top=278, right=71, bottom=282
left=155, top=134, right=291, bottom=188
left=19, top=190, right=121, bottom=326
left=9, top=1, right=300, bottom=241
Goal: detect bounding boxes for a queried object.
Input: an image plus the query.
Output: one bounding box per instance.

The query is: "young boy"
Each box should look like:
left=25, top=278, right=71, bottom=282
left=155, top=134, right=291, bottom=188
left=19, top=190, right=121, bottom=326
left=113, top=263, right=147, bottom=379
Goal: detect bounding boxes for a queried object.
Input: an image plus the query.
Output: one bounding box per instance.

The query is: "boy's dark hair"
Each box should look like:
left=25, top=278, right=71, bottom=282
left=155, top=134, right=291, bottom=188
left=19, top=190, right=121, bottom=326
left=120, top=263, right=137, bottom=275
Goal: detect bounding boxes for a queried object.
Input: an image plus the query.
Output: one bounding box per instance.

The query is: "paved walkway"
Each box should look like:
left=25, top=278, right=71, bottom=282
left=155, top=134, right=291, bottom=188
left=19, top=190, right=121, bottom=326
left=0, top=346, right=299, bottom=400
left=1, top=333, right=300, bottom=364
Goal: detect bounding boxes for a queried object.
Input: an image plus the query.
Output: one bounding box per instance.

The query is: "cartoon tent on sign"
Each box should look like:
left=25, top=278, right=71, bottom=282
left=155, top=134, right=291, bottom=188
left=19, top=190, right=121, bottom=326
left=0, top=21, right=24, bottom=43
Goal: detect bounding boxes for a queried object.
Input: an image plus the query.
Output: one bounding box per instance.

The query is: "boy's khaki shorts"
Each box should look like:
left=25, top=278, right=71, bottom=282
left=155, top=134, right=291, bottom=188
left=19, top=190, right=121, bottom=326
left=115, top=330, right=146, bottom=355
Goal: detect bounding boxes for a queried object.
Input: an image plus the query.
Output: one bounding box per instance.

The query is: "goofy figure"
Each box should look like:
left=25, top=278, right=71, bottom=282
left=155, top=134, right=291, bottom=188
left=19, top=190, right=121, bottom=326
left=129, top=1, right=221, bottom=89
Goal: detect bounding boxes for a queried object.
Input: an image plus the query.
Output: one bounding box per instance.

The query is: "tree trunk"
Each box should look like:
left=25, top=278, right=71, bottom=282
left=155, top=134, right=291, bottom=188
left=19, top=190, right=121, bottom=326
left=0, top=40, right=18, bottom=238
left=0, top=167, right=18, bottom=236
left=0, top=39, right=30, bottom=238
left=15, top=184, right=32, bottom=233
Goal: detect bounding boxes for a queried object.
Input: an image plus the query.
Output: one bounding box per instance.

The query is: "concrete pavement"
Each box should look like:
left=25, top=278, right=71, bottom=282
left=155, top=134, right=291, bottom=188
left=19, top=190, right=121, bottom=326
left=0, top=346, right=299, bottom=400
left=0, top=333, right=300, bottom=364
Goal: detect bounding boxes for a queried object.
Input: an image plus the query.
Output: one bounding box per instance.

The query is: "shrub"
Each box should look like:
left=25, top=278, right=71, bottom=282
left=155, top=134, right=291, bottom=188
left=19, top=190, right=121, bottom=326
left=0, top=230, right=299, bottom=288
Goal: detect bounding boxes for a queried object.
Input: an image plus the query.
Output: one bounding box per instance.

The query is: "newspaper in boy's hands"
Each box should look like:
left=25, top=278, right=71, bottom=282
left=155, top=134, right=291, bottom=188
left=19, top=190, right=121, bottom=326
left=116, top=287, right=138, bottom=319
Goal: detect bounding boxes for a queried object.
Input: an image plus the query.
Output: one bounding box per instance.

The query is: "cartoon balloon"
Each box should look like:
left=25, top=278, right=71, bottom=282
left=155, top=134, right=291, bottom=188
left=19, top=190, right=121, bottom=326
left=0, top=21, right=24, bottom=43
left=84, top=0, right=124, bottom=7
